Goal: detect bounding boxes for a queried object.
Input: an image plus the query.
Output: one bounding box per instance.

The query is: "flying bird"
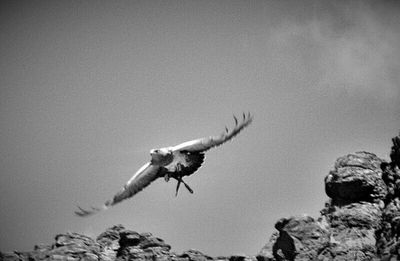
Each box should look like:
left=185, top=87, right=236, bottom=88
left=75, top=113, right=253, bottom=217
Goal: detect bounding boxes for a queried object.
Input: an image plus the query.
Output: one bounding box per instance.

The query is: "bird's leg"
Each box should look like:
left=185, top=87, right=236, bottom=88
left=175, top=178, right=181, bottom=196
left=182, top=180, right=194, bottom=194
left=174, top=176, right=194, bottom=196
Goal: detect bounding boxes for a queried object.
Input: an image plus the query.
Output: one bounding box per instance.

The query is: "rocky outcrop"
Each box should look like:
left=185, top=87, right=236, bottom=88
left=258, top=151, right=388, bottom=260
left=258, top=132, right=400, bottom=261
left=0, top=225, right=226, bottom=261
left=258, top=215, right=330, bottom=261
left=325, top=151, right=387, bottom=205
left=1, top=232, right=103, bottom=261
left=2, top=132, right=400, bottom=261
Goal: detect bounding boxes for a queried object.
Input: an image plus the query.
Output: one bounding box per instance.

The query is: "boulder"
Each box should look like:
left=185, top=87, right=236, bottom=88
left=258, top=216, right=330, bottom=261
left=325, top=151, right=387, bottom=204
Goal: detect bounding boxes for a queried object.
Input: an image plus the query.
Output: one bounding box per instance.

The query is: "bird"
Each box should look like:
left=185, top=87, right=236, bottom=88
left=75, top=112, right=253, bottom=217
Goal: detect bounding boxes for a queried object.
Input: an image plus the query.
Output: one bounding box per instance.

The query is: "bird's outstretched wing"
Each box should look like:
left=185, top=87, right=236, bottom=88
left=75, top=162, right=162, bottom=217
left=171, top=112, right=253, bottom=153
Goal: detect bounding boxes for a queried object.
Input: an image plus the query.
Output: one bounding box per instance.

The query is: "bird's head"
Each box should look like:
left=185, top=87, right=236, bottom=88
left=150, top=148, right=173, bottom=166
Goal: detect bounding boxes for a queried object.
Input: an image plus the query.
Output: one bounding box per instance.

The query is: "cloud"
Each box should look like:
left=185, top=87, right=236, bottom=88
left=270, top=1, right=400, bottom=104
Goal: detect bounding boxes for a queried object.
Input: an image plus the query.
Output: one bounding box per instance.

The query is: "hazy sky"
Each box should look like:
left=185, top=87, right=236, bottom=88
left=1, top=0, right=399, bottom=256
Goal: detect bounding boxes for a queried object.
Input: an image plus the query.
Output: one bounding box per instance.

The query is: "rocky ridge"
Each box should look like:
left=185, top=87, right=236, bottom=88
left=1, top=132, right=400, bottom=261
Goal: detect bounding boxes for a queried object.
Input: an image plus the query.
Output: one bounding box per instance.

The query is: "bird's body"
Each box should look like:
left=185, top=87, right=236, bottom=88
left=75, top=113, right=253, bottom=217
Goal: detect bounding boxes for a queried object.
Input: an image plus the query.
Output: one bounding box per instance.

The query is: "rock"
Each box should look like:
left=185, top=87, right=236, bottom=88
left=179, top=249, right=214, bottom=261
left=374, top=133, right=400, bottom=261
left=325, top=202, right=382, bottom=230
left=0, top=225, right=175, bottom=261
left=3, top=132, right=400, bottom=261
left=0, top=232, right=103, bottom=260
left=390, top=132, right=400, bottom=168
left=259, top=216, right=330, bottom=261
left=115, top=229, right=171, bottom=260
left=97, top=224, right=125, bottom=244
left=229, top=254, right=257, bottom=261
left=257, top=232, right=278, bottom=261
left=136, top=232, right=171, bottom=250
left=319, top=152, right=385, bottom=260
left=258, top=149, right=394, bottom=261
left=0, top=252, right=20, bottom=261
left=325, top=151, right=387, bottom=204
left=334, top=151, right=383, bottom=170
left=323, top=227, right=377, bottom=260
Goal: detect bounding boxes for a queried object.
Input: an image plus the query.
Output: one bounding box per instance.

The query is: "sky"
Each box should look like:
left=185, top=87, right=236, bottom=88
left=1, top=0, right=400, bottom=256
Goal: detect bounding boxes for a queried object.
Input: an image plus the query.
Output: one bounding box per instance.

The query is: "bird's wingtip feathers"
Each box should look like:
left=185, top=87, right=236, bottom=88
left=74, top=204, right=109, bottom=217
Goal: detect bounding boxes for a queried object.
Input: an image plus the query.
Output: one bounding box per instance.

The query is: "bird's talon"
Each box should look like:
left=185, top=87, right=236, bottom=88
left=175, top=176, right=194, bottom=195
left=184, top=182, right=194, bottom=194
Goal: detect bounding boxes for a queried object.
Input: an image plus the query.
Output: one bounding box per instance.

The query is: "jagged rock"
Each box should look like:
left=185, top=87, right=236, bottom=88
left=179, top=249, right=214, bottom=261
left=325, top=202, right=382, bottom=230
left=229, top=255, right=257, bottom=261
left=257, top=232, right=278, bottom=261
left=319, top=152, right=385, bottom=260
left=334, top=151, right=383, bottom=170
left=115, top=229, right=171, bottom=260
left=3, top=132, right=400, bottom=261
left=258, top=216, right=330, bottom=261
left=325, top=151, right=387, bottom=204
left=0, top=252, right=20, bottom=261
left=0, top=232, right=102, bottom=260
left=97, top=224, right=125, bottom=244
left=381, top=162, right=400, bottom=204
left=136, top=232, right=171, bottom=250
left=0, top=225, right=175, bottom=261
left=373, top=133, right=400, bottom=261
left=323, top=227, right=377, bottom=260
left=258, top=151, right=390, bottom=261
left=118, top=246, right=171, bottom=261
left=97, top=225, right=124, bottom=260
left=376, top=198, right=400, bottom=260
left=390, top=132, right=400, bottom=168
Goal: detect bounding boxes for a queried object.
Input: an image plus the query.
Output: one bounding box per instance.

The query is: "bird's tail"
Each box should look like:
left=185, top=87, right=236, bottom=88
left=74, top=204, right=109, bottom=217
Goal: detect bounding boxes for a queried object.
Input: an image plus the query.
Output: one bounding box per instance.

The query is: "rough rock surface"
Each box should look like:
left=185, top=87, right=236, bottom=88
left=258, top=216, right=330, bottom=261
left=0, top=225, right=231, bottom=261
left=258, top=132, right=400, bottom=261
left=325, top=151, right=387, bottom=204
left=2, top=132, right=400, bottom=261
